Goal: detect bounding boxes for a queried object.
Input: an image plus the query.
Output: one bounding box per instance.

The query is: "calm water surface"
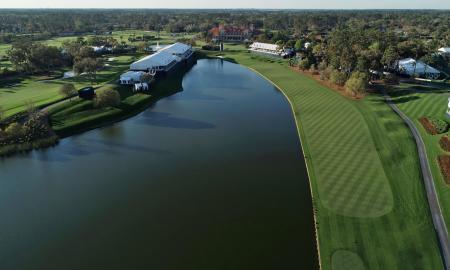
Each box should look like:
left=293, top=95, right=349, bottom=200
left=0, top=59, right=316, bottom=269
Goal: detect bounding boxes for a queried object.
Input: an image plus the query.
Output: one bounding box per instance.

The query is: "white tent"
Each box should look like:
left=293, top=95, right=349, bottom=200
left=160, top=42, right=193, bottom=60
left=134, top=83, right=149, bottom=92
left=120, top=71, right=146, bottom=85
left=398, top=58, right=441, bottom=79
left=250, top=42, right=280, bottom=51
left=130, top=51, right=178, bottom=72
left=249, top=42, right=282, bottom=56
left=439, top=48, right=450, bottom=55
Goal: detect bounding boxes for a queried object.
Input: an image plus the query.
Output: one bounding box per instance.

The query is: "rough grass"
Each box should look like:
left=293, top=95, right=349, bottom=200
left=200, top=44, right=443, bottom=269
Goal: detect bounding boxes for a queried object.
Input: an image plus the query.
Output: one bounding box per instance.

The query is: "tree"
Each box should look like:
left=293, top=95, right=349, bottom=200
left=95, top=88, right=121, bottom=108
left=25, top=100, right=37, bottom=116
left=74, top=58, right=102, bottom=84
left=381, top=46, right=399, bottom=70
left=345, top=71, right=368, bottom=96
left=59, top=83, right=77, bottom=100
left=299, top=58, right=311, bottom=70
left=330, top=69, right=348, bottom=86
left=294, top=40, right=304, bottom=52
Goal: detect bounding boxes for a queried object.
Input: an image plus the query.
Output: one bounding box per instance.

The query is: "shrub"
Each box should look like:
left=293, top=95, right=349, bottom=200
left=345, top=71, right=368, bottom=96
left=419, top=116, right=448, bottom=135
left=330, top=69, right=347, bottom=86
left=318, top=60, right=328, bottom=71
left=5, top=122, right=23, bottom=139
left=201, top=44, right=220, bottom=51
left=438, top=155, right=450, bottom=185
left=95, top=88, right=121, bottom=108
left=298, top=58, right=311, bottom=70
left=59, top=83, right=77, bottom=99
left=383, top=73, right=399, bottom=85
left=419, top=117, right=437, bottom=134
left=320, top=67, right=332, bottom=81
left=440, top=135, right=450, bottom=152
left=309, top=64, right=319, bottom=75
left=429, top=117, right=448, bottom=134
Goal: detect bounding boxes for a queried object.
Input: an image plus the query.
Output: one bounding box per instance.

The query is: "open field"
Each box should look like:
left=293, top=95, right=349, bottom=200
left=0, top=30, right=194, bottom=59
left=0, top=30, right=186, bottom=118
left=48, top=65, right=187, bottom=136
left=0, top=54, right=138, bottom=118
left=200, top=44, right=443, bottom=269
left=390, top=83, right=450, bottom=229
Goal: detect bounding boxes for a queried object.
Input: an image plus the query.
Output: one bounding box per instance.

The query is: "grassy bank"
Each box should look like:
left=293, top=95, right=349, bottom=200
left=389, top=83, right=450, bottom=230
left=0, top=55, right=139, bottom=119
left=48, top=65, right=189, bottom=137
left=199, top=45, right=443, bottom=269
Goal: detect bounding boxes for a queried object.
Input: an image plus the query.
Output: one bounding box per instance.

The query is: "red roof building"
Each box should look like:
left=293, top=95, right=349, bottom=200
left=209, top=24, right=254, bottom=42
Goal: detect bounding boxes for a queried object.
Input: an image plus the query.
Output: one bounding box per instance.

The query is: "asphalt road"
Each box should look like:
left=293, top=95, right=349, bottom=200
left=384, top=91, right=450, bottom=270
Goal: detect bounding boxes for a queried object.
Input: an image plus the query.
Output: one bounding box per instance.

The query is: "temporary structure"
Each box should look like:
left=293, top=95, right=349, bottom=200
left=120, top=71, right=146, bottom=85
left=134, top=83, right=150, bottom=92
left=160, top=42, right=193, bottom=60
left=397, top=58, right=441, bottom=79
left=130, top=51, right=178, bottom=72
left=249, top=42, right=281, bottom=54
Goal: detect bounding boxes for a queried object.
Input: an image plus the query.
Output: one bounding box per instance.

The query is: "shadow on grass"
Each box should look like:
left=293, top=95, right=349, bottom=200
left=391, top=96, right=421, bottom=104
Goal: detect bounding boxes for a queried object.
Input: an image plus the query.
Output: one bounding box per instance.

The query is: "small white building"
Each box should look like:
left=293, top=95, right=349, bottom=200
left=134, top=83, right=149, bottom=92
left=92, top=46, right=112, bottom=54
left=119, top=71, right=146, bottom=85
left=130, top=51, right=178, bottom=72
left=397, top=58, right=441, bottom=79
left=249, top=42, right=283, bottom=56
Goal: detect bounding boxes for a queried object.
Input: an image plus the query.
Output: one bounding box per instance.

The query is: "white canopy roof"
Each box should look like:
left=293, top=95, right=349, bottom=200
left=439, top=47, right=450, bottom=54
left=130, top=51, right=177, bottom=71
left=249, top=42, right=280, bottom=52
left=120, top=71, right=145, bottom=81
left=160, top=42, right=192, bottom=55
left=398, top=58, right=441, bottom=75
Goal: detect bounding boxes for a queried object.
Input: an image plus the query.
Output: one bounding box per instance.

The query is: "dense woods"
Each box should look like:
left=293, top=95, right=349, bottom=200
left=1, top=9, right=449, bottom=92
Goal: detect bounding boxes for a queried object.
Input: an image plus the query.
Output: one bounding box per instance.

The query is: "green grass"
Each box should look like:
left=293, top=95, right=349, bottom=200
left=49, top=63, right=187, bottom=137
left=332, top=250, right=366, bottom=270
left=200, top=44, right=443, bottom=269
left=0, top=54, right=137, bottom=118
left=0, top=29, right=188, bottom=118
left=0, top=30, right=192, bottom=59
left=390, top=83, right=450, bottom=230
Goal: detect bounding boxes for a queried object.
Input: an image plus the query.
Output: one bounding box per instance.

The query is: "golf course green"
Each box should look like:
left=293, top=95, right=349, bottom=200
left=201, top=44, right=443, bottom=269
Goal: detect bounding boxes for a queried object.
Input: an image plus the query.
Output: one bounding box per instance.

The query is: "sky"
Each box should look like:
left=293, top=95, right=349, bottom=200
left=1, top=0, right=449, bottom=9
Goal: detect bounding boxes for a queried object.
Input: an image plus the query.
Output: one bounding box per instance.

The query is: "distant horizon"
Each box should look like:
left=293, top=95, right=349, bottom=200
left=1, top=0, right=449, bottom=10
left=0, top=8, right=449, bottom=11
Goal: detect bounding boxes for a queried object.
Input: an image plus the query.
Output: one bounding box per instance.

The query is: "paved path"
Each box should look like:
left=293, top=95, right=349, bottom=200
left=384, top=91, right=450, bottom=270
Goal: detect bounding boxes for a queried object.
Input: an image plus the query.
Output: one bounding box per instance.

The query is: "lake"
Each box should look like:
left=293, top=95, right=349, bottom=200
left=0, top=59, right=317, bottom=269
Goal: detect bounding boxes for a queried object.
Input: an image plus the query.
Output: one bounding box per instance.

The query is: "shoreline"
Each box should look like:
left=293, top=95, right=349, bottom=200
left=0, top=57, right=196, bottom=156
left=244, top=65, right=322, bottom=270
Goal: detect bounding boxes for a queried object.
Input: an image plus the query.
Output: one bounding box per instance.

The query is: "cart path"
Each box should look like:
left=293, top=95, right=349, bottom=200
left=384, top=91, right=450, bottom=270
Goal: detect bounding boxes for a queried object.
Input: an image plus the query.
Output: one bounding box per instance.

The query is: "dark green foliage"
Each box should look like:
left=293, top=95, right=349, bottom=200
left=330, top=69, right=347, bottom=86
left=428, top=116, right=448, bottom=134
